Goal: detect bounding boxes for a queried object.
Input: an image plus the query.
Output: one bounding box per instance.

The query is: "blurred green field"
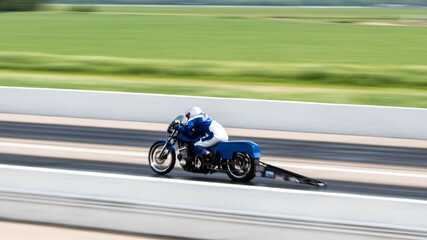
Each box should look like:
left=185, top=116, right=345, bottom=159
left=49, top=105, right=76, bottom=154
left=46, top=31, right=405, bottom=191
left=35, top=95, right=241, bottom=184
left=0, top=6, right=427, bottom=107
left=45, top=4, right=427, bottom=23
left=3, top=10, right=426, bottom=64
left=46, top=4, right=427, bottom=27
left=50, top=0, right=427, bottom=7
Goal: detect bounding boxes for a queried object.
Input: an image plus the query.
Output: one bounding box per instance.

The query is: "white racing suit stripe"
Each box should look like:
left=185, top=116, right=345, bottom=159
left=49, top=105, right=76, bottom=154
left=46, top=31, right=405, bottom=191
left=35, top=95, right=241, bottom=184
left=194, top=120, right=228, bottom=149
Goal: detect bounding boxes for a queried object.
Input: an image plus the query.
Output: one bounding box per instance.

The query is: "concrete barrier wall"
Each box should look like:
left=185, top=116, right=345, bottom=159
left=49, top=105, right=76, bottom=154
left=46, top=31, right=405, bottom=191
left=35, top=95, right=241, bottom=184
left=0, top=165, right=426, bottom=240
left=1, top=87, right=426, bottom=139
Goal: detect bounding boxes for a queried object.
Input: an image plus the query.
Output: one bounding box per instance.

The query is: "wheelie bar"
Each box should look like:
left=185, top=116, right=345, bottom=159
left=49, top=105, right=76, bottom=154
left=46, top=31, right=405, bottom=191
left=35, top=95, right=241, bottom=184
left=255, top=161, right=327, bottom=188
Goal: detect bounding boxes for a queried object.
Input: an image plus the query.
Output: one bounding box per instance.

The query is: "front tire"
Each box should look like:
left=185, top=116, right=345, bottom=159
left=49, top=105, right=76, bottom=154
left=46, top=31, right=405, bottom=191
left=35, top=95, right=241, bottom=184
left=226, top=152, right=255, bottom=182
left=148, top=141, right=176, bottom=175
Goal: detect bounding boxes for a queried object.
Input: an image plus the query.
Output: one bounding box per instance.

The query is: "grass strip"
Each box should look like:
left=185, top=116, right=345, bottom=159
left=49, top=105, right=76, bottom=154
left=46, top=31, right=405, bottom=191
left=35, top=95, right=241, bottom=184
left=43, top=5, right=427, bottom=23
left=1, top=52, right=426, bottom=90
left=2, top=71, right=427, bottom=108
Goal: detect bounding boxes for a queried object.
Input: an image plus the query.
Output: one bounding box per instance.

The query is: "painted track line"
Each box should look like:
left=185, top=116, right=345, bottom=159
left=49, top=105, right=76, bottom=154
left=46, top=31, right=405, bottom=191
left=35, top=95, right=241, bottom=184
left=276, top=163, right=427, bottom=179
left=1, top=163, right=427, bottom=204
left=0, top=141, right=147, bottom=157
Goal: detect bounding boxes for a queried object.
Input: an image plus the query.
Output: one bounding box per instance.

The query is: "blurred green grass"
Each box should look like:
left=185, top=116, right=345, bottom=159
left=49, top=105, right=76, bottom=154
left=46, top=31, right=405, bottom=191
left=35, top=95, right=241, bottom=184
left=1, top=52, right=426, bottom=89
left=44, top=5, right=427, bottom=23
left=0, top=7, right=427, bottom=107
left=3, top=70, right=427, bottom=108
left=1, top=12, right=426, bottom=64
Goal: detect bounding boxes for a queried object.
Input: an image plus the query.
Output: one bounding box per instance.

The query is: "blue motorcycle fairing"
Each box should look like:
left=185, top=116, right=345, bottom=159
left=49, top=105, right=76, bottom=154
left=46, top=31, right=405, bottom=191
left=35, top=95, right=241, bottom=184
left=156, top=140, right=176, bottom=151
left=209, top=141, right=261, bottom=160
left=176, top=132, right=261, bottom=159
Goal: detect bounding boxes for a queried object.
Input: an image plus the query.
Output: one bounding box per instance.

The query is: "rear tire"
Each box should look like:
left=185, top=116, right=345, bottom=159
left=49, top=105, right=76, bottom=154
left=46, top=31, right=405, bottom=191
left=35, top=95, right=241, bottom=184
left=148, top=141, right=176, bottom=175
left=226, top=152, right=255, bottom=182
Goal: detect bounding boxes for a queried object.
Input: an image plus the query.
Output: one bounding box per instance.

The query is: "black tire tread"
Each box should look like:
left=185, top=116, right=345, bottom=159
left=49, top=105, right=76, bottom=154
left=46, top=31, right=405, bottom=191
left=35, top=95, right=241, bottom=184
left=148, top=141, right=176, bottom=175
left=226, top=153, right=255, bottom=182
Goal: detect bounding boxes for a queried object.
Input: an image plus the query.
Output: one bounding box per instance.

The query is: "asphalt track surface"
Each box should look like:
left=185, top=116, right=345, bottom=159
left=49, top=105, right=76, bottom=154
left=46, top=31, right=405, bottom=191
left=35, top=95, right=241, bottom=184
left=1, top=121, right=427, bottom=200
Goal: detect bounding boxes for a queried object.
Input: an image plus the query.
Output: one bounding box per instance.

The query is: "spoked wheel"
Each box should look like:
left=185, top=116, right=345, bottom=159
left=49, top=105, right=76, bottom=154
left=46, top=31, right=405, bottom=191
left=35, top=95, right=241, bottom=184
left=226, top=152, right=255, bottom=182
left=148, top=141, right=176, bottom=175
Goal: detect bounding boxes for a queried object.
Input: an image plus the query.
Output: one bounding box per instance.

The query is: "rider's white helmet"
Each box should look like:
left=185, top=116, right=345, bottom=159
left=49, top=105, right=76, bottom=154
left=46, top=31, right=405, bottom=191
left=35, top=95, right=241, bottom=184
left=185, top=106, right=203, bottom=119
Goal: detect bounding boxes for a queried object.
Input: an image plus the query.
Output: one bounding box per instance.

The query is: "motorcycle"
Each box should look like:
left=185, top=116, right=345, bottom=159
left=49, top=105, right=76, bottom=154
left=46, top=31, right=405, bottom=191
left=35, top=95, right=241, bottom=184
left=148, top=115, right=327, bottom=187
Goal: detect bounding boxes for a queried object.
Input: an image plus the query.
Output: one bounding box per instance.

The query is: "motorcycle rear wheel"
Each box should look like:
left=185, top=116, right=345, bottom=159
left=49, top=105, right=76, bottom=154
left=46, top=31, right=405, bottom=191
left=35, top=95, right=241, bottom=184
left=226, top=152, right=255, bottom=182
left=148, top=141, right=176, bottom=175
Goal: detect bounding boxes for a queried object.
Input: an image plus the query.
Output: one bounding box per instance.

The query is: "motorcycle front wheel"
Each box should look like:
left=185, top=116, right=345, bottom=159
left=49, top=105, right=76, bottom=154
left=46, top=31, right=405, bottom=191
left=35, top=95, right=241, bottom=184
left=226, top=152, right=255, bottom=182
left=148, top=141, right=176, bottom=175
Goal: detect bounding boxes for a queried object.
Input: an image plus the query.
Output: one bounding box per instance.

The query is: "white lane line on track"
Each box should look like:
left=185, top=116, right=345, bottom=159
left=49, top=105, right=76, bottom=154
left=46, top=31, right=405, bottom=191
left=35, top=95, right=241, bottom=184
left=1, top=163, right=427, bottom=204
left=0, top=142, right=148, bottom=157
left=276, top=163, right=427, bottom=179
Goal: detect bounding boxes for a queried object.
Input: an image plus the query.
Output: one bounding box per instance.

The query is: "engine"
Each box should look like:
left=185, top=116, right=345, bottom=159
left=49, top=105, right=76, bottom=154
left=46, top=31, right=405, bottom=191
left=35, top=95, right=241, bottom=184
left=177, top=145, right=190, bottom=167
left=177, top=144, right=209, bottom=173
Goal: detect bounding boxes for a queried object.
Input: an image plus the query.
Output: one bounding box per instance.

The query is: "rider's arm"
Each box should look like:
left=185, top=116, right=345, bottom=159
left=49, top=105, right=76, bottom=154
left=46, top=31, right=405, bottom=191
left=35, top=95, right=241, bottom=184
left=177, top=118, right=196, bottom=136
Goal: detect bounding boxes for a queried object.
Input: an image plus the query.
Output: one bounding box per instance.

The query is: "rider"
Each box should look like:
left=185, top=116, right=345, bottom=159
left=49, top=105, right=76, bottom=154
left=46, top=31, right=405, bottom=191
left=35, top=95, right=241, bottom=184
left=177, top=106, right=228, bottom=161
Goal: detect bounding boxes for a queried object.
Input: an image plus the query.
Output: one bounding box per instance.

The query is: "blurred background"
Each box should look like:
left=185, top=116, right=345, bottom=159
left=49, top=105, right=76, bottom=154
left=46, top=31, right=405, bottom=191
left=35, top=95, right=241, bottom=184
left=1, top=1, right=427, bottom=239
left=0, top=0, right=426, bottom=108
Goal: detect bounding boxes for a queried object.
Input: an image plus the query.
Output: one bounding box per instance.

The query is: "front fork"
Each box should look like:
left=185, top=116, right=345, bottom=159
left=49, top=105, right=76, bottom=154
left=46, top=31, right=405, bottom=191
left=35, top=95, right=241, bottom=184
left=159, top=130, right=177, bottom=160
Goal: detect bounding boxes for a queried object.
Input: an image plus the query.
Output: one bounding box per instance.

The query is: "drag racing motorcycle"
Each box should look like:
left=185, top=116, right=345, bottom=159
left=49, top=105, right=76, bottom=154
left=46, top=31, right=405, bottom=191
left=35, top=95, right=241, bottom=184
left=148, top=115, right=327, bottom=187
